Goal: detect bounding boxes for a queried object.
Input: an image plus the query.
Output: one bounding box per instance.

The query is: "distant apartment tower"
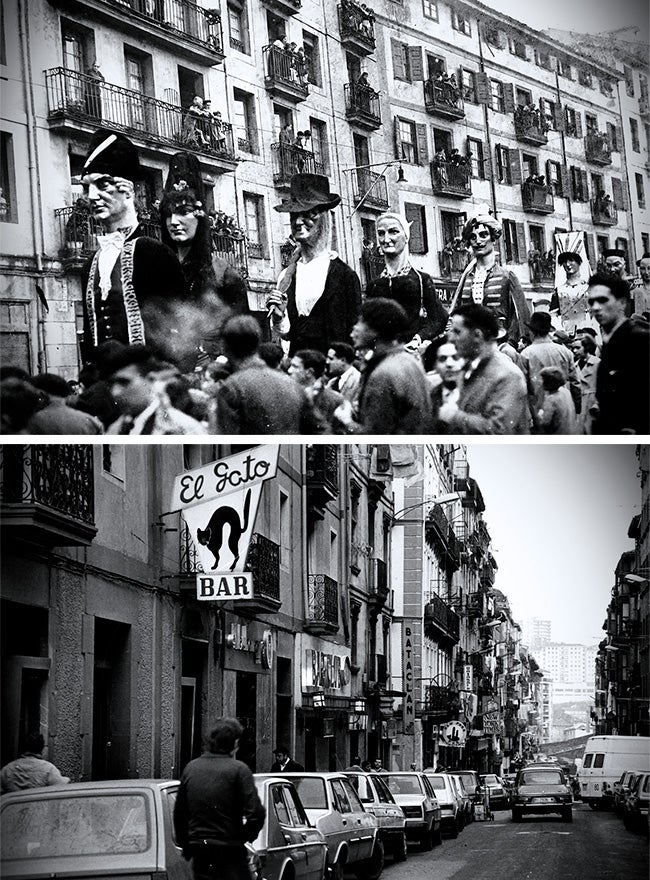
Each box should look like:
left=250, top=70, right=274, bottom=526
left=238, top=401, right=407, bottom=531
left=524, top=618, right=552, bottom=650
left=537, top=643, right=598, bottom=703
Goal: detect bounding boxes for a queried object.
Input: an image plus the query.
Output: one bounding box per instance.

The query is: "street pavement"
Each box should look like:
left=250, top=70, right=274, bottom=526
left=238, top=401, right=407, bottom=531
left=372, top=803, right=647, bottom=880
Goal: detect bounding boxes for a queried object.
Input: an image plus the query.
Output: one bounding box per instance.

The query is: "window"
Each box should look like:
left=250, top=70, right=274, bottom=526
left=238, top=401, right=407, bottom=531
left=102, top=445, right=125, bottom=482
left=426, top=53, right=445, bottom=78
left=0, top=131, right=17, bottom=222
left=452, top=10, right=471, bottom=36
left=233, top=89, right=257, bottom=154
left=640, top=74, right=649, bottom=103
left=404, top=203, right=427, bottom=254
left=611, top=177, right=625, bottom=211
left=495, top=144, right=511, bottom=183
left=491, top=79, right=506, bottom=113
left=565, top=106, right=580, bottom=138
left=422, top=0, right=438, bottom=19
left=509, top=37, right=527, bottom=59
left=243, top=192, right=267, bottom=259
left=636, top=173, right=645, bottom=208
left=599, top=78, right=613, bottom=98
left=310, top=118, right=328, bottom=174
left=529, top=224, right=545, bottom=255
left=630, top=117, right=640, bottom=152
left=62, top=29, right=85, bottom=73
left=391, top=39, right=423, bottom=83
left=302, top=30, right=321, bottom=87
left=593, top=754, right=605, bottom=769
left=279, top=490, right=290, bottom=569
left=578, top=69, right=592, bottom=88
left=441, top=210, right=466, bottom=246
left=462, top=69, right=476, bottom=103
left=396, top=117, right=428, bottom=164
left=547, top=160, right=563, bottom=197
left=642, top=232, right=650, bottom=254
left=398, top=118, right=416, bottom=162
left=178, top=65, right=204, bottom=111
left=502, top=219, right=522, bottom=263
left=536, top=49, right=552, bottom=70
left=516, top=87, right=532, bottom=107
left=557, top=58, right=572, bottom=79
left=467, top=137, right=484, bottom=178
left=585, top=112, right=597, bottom=133
left=570, top=166, right=588, bottom=202
left=227, top=2, right=249, bottom=54
left=541, top=99, right=556, bottom=129
left=606, top=122, right=619, bottom=152
left=624, top=65, right=634, bottom=97
left=521, top=153, right=538, bottom=179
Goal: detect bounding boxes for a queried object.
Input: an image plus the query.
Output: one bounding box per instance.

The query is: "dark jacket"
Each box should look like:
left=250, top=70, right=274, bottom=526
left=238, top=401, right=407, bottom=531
left=357, top=344, right=432, bottom=434
left=173, top=751, right=265, bottom=851
left=594, top=318, right=650, bottom=434
left=453, top=260, right=531, bottom=344
left=366, top=268, right=448, bottom=342
left=269, top=758, right=305, bottom=772
left=285, top=258, right=362, bottom=356
left=448, top=348, right=530, bottom=434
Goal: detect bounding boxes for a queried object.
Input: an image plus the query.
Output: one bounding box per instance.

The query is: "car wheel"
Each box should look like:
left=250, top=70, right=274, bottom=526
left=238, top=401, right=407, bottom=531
left=433, top=823, right=443, bottom=846
left=563, top=807, right=573, bottom=823
left=356, top=837, right=384, bottom=880
left=392, top=832, right=408, bottom=862
left=512, top=808, right=522, bottom=823
left=420, top=824, right=433, bottom=851
left=327, top=858, right=344, bottom=880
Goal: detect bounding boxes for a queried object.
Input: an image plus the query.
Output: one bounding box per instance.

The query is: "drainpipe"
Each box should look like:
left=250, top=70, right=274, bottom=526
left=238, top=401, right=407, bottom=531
left=477, top=30, right=498, bottom=219
left=18, top=0, right=47, bottom=369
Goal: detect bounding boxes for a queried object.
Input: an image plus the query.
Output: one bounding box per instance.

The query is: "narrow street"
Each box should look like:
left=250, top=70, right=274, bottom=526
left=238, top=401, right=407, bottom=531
left=377, top=804, right=647, bottom=880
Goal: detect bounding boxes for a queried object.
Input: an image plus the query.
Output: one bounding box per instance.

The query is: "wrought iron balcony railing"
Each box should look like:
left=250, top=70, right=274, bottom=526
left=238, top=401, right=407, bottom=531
left=271, top=142, right=323, bottom=187
left=344, top=83, right=381, bottom=129
left=424, top=592, right=460, bottom=642
left=423, top=78, right=465, bottom=119
left=528, top=258, right=555, bottom=285
left=306, top=445, right=339, bottom=496
left=45, top=68, right=236, bottom=163
left=430, top=159, right=472, bottom=197
left=262, top=46, right=309, bottom=101
left=261, top=0, right=301, bottom=14
left=54, top=207, right=249, bottom=276
left=352, top=168, right=389, bottom=210
left=368, top=557, right=388, bottom=607
left=306, top=574, right=339, bottom=631
left=585, top=131, right=612, bottom=165
left=521, top=182, right=554, bottom=214
left=1, top=445, right=96, bottom=546
left=591, top=197, right=618, bottom=226
left=514, top=108, right=549, bottom=145
left=425, top=502, right=460, bottom=568
left=338, top=2, right=375, bottom=54
left=439, top=248, right=470, bottom=279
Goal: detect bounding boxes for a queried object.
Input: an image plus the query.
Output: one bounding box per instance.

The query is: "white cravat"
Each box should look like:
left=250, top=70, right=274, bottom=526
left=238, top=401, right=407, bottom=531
left=294, top=251, right=334, bottom=316
left=96, top=231, right=127, bottom=299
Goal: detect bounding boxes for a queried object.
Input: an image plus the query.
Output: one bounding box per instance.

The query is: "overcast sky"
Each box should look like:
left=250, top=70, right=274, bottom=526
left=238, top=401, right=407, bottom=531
left=483, top=0, right=648, bottom=37
left=465, top=444, right=641, bottom=647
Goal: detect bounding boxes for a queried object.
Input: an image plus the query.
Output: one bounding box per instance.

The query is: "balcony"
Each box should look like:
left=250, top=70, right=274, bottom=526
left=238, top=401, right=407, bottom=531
left=466, top=592, right=485, bottom=619
left=306, top=445, right=339, bottom=521
left=423, top=78, right=465, bottom=120
left=0, top=446, right=96, bottom=546
left=261, top=0, right=301, bottom=14
left=529, top=255, right=555, bottom=286
left=237, top=533, right=281, bottom=613
left=424, top=593, right=460, bottom=643
left=514, top=107, right=548, bottom=146
left=585, top=132, right=612, bottom=166
left=271, top=143, right=323, bottom=188
left=425, top=503, right=460, bottom=570
left=352, top=169, right=389, bottom=211
left=344, top=83, right=381, bottom=130
left=45, top=68, right=237, bottom=172
left=54, top=207, right=248, bottom=276
left=338, top=2, right=375, bottom=55
left=439, top=247, right=471, bottom=280
left=421, top=682, right=459, bottom=717
left=430, top=160, right=471, bottom=198
left=263, top=45, right=308, bottom=103
left=368, top=557, right=389, bottom=609
left=480, top=562, right=496, bottom=587
left=360, top=249, right=385, bottom=284
left=305, top=574, right=339, bottom=633
left=47, top=0, right=224, bottom=66
left=591, top=197, right=618, bottom=226
left=522, top=181, right=554, bottom=214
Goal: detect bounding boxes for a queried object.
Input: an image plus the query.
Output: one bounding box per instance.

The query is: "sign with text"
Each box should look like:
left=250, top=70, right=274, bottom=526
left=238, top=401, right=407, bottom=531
left=197, top=573, right=253, bottom=601
left=463, top=664, right=473, bottom=692
left=302, top=650, right=352, bottom=690
left=439, top=720, right=467, bottom=747
left=402, top=621, right=415, bottom=734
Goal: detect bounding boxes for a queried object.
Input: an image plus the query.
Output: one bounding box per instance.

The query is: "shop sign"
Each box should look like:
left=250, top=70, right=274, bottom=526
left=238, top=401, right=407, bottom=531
left=463, top=664, right=473, bottom=692
left=303, top=650, right=351, bottom=689
left=483, top=710, right=501, bottom=734
left=439, top=720, right=467, bottom=747
left=402, top=622, right=415, bottom=733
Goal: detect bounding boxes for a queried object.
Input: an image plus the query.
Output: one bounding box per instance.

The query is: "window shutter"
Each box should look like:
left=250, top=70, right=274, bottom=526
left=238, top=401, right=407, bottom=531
left=409, top=45, right=425, bottom=82
left=607, top=122, right=619, bottom=151
left=574, top=111, right=583, bottom=138
left=611, top=177, right=627, bottom=210
left=394, top=116, right=402, bottom=160
left=509, top=149, right=522, bottom=185
left=391, top=39, right=406, bottom=80
left=580, top=169, right=589, bottom=201
left=483, top=143, right=492, bottom=179
left=405, top=203, right=427, bottom=254
left=570, top=166, right=579, bottom=200
left=560, top=165, right=570, bottom=196
left=554, top=103, right=565, bottom=132
left=503, top=82, right=515, bottom=114
left=458, top=64, right=465, bottom=98
left=475, top=71, right=492, bottom=104
left=584, top=232, right=596, bottom=269
left=545, top=159, right=552, bottom=185
left=415, top=122, right=429, bottom=165
left=515, top=222, right=527, bottom=263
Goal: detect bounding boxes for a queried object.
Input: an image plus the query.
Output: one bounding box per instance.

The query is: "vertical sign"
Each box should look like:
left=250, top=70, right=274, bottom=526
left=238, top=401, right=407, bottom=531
left=463, top=664, right=473, bottom=692
left=402, top=621, right=415, bottom=733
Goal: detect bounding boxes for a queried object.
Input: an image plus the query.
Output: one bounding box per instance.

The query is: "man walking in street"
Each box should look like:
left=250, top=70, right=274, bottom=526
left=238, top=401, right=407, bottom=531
left=288, top=348, right=343, bottom=431
left=326, top=342, right=361, bottom=403
left=174, top=717, right=265, bottom=880
left=1, top=731, right=70, bottom=793
left=270, top=746, right=304, bottom=772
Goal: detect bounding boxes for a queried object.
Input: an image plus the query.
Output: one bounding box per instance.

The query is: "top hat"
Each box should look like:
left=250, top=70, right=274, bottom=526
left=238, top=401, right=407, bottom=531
left=527, top=311, right=553, bottom=334
left=274, top=174, right=341, bottom=213
left=82, top=129, right=142, bottom=180
left=160, top=152, right=206, bottom=213
left=557, top=251, right=582, bottom=266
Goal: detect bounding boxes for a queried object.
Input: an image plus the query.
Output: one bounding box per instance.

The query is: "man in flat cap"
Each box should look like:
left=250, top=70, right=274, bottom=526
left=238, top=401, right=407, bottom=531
left=265, top=174, right=361, bottom=356
left=449, top=210, right=530, bottom=344
left=80, top=129, right=188, bottom=367
left=550, top=250, right=595, bottom=336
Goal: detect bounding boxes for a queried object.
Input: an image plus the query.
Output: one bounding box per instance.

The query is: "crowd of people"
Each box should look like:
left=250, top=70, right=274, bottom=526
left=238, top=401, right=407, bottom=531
left=269, top=36, right=310, bottom=86
left=430, top=69, right=463, bottom=106
left=2, top=134, right=648, bottom=437
left=181, top=96, right=229, bottom=153
left=514, top=102, right=551, bottom=133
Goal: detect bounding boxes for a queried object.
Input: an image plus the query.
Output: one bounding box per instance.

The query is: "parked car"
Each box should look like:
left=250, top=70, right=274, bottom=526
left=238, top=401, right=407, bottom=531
left=502, top=772, right=517, bottom=800
left=381, top=771, right=442, bottom=850
left=479, top=773, right=509, bottom=810
left=454, top=769, right=482, bottom=810
left=343, top=771, right=407, bottom=862
left=511, top=766, right=573, bottom=823
left=252, top=775, right=328, bottom=880
left=257, top=773, right=380, bottom=880
left=422, top=772, right=462, bottom=837
left=623, top=770, right=650, bottom=835
left=0, top=778, right=193, bottom=880
left=447, top=774, right=471, bottom=825
left=613, top=770, right=645, bottom=816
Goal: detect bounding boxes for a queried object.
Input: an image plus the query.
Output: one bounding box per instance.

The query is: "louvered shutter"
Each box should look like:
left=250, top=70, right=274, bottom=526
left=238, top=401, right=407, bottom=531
left=405, top=203, right=427, bottom=254
left=560, top=165, right=570, bottom=197
left=415, top=123, right=429, bottom=165
left=515, top=222, right=527, bottom=263
left=580, top=169, right=589, bottom=201
left=574, top=111, right=583, bottom=138
left=570, top=166, right=579, bottom=200
left=584, top=232, right=596, bottom=269
left=545, top=159, right=553, bottom=190
left=611, top=177, right=627, bottom=211
left=503, top=82, right=515, bottom=114
left=554, top=103, right=566, bottom=132
left=409, top=46, right=425, bottom=82
left=475, top=71, right=492, bottom=104
left=391, top=39, right=406, bottom=80
left=509, top=149, right=522, bottom=185
left=394, top=117, right=402, bottom=160
left=483, top=143, right=492, bottom=180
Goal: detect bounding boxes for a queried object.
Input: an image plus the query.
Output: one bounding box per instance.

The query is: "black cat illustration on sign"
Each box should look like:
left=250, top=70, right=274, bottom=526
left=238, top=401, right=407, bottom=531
left=196, top=489, right=252, bottom=571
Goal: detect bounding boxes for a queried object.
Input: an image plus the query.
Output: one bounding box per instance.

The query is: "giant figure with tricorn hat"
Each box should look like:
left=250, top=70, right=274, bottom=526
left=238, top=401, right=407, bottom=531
left=79, top=129, right=189, bottom=367
left=265, top=173, right=361, bottom=356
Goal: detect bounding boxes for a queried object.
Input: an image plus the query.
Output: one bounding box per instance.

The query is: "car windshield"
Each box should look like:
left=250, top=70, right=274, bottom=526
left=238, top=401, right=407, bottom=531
left=1, top=794, right=150, bottom=860
left=383, top=775, right=422, bottom=795
left=520, top=770, right=564, bottom=785
left=290, top=777, right=328, bottom=809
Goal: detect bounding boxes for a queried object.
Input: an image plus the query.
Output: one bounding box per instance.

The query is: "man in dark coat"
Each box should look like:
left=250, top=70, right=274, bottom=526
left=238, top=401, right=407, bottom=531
left=270, top=745, right=305, bottom=772
left=588, top=273, right=650, bottom=435
left=79, top=129, right=188, bottom=367
left=265, top=174, right=361, bottom=355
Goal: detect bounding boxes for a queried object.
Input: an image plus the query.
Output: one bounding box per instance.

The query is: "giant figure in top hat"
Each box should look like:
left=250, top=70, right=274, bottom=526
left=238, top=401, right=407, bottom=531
left=265, top=174, right=361, bottom=356
left=80, top=130, right=188, bottom=366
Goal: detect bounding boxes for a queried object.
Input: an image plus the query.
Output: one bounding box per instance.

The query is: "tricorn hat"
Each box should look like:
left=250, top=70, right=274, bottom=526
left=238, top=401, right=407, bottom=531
left=161, top=152, right=206, bottom=211
left=557, top=251, right=582, bottom=266
left=526, top=311, right=553, bottom=334
left=274, top=174, right=341, bottom=213
left=82, top=129, right=142, bottom=180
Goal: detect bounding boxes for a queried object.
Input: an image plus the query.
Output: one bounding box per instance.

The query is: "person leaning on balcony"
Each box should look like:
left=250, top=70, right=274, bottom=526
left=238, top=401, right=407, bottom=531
left=79, top=129, right=189, bottom=370
left=449, top=211, right=531, bottom=345
left=365, top=211, right=447, bottom=350
left=160, top=151, right=249, bottom=367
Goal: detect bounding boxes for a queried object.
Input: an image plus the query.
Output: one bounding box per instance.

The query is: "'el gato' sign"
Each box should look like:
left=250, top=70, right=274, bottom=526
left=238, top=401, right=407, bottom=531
left=171, top=446, right=279, bottom=601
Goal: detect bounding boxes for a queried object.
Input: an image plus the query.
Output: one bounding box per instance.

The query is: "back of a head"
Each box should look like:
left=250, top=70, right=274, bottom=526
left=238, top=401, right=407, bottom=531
left=206, top=717, right=244, bottom=754
left=222, top=315, right=261, bottom=360
left=258, top=342, right=284, bottom=369
left=22, top=731, right=45, bottom=755
left=99, top=344, right=155, bottom=380
left=30, top=373, right=71, bottom=398
left=361, top=297, right=408, bottom=342
left=581, top=335, right=597, bottom=356
left=0, top=365, right=30, bottom=383
left=295, top=348, right=326, bottom=379
left=588, top=272, right=630, bottom=301
left=540, top=365, right=565, bottom=392
left=1, top=378, right=43, bottom=432
left=331, top=342, right=355, bottom=364
left=453, top=304, right=499, bottom=340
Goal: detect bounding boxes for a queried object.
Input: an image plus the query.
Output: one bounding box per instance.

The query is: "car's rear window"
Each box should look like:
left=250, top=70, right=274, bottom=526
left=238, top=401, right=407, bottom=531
left=383, top=775, right=422, bottom=795
left=426, top=776, right=446, bottom=790
left=290, top=777, right=328, bottom=809
left=583, top=754, right=593, bottom=768
left=593, top=754, right=605, bottom=768
left=520, top=771, right=563, bottom=785
left=1, top=793, right=150, bottom=860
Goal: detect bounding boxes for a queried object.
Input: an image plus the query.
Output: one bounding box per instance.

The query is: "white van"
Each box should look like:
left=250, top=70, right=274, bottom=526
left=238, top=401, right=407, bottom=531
left=579, top=735, right=650, bottom=809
